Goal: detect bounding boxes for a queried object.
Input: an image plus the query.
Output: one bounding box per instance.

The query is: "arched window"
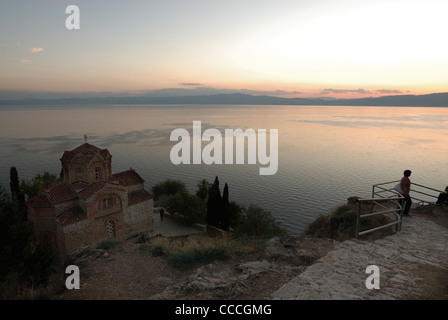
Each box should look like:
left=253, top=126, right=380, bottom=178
left=102, top=197, right=113, bottom=209
left=94, top=168, right=102, bottom=181
left=107, top=220, right=116, bottom=238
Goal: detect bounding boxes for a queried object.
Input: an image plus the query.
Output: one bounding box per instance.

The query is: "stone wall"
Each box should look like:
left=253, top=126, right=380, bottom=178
left=61, top=219, right=91, bottom=256
left=126, top=198, right=154, bottom=234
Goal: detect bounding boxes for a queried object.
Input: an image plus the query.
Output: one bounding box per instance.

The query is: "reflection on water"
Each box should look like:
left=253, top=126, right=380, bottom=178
left=1, top=105, right=448, bottom=234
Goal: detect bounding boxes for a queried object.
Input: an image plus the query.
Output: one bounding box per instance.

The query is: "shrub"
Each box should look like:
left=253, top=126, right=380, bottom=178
left=95, top=238, right=119, bottom=250
left=306, top=204, right=395, bottom=241
left=232, top=205, right=287, bottom=239
left=151, top=246, right=167, bottom=257
left=151, top=179, right=188, bottom=201
left=166, top=192, right=206, bottom=225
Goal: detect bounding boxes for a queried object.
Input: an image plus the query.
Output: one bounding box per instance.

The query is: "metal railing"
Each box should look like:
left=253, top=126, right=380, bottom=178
left=372, top=180, right=444, bottom=206
left=354, top=180, right=445, bottom=239
left=355, top=194, right=404, bottom=239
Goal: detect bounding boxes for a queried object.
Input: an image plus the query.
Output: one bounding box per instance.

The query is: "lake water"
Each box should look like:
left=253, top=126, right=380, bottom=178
left=1, top=104, right=447, bottom=234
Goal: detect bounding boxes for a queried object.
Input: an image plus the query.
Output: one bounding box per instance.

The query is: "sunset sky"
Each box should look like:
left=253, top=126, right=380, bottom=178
left=1, top=0, right=448, bottom=99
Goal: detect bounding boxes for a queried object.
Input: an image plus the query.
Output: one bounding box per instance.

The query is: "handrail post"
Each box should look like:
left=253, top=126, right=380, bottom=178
left=355, top=200, right=361, bottom=239
left=398, top=201, right=404, bottom=232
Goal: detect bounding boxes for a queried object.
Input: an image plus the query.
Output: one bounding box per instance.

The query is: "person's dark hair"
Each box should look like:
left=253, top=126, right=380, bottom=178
left=445, top=186, right=448, bottom=192
left=403, top=169, right=412, bottom=177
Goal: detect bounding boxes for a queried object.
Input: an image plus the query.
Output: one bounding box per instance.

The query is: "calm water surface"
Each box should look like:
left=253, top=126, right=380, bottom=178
left=1, top=104, right=447, bottom=234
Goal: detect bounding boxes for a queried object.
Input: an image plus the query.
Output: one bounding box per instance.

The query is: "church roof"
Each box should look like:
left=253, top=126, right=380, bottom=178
left=26, top=181, right=77, bottom=208
left=25, top=194, right=53, bottom=208
left=111, top=169, right=145, bottom=186
left=41, top=181, right=78, bottom=204
left=28, top=170, right=147, bottom=208
left=57, top=206, right=87, bottom=226
left=61, top=143, right=111, bottom=162
left=77, top=181, right=106, bottom=200
left=128, top=189, right=153, bottom=205
left=71, top=181, right=90, bottom=191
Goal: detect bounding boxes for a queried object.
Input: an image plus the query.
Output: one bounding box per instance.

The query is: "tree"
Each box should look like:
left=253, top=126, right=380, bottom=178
left=20, top=171, right=59, bottom=199
left=9, top=167, right=25, bottom=215
left=206, top=176, right=222, bottom=228
left=151, top=179, right=188, bottom=202
left=221, top=183, right=230, bottom=230
left=233, top=205, right=287, bottom=239
left=10, top=167, right=21, bottom=200
left=228, top=201, right=243, bottom=229
left=195, top=179, right=212, bottom=201
left=0, top=185, right=33, bottom=282
left=166, top=192, right=206, bottom=225
left=0, top=185, right=56, bottom=295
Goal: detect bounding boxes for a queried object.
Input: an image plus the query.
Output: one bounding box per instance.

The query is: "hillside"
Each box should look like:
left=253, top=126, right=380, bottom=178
left=1, top=92, right=448, bottom=107
left=53, top=204, right=448, bottom=300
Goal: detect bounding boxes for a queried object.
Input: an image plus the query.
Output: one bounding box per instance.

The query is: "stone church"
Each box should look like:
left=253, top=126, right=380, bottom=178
left=26, top=142, right=154, bottom=258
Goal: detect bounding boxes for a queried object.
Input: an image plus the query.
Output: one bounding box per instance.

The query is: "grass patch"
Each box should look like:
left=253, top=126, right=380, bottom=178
left=95, top=238, right=119, bottom=250
left=0, top=270, right=65, bottom=300
left=167, top=247, right=229, bottom=270
left=150, top=245, right=167, bottom=257
left=139, top=234, right=259, bottom=270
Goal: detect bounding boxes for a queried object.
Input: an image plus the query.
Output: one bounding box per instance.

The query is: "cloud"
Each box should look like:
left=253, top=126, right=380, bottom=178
left=140, top=87, right=302, bottom=97
left=321, top=88, right=372, bottom=95
left=321, top=88, right=405, bottom=95
left=21, top=59, right=32, bottom=64
left=180, top=83, right=203, bottom=86
left=30, top=47, right=44, bottom=53
left=375, top=89, right=403, bottom=94
left=235, top=89, right=302, bottom=96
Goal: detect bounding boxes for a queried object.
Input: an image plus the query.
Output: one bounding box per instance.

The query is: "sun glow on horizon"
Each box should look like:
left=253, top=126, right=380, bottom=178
left=231, top=1, right=448, bottom=90
left=0, top=0, right=447, bottom=98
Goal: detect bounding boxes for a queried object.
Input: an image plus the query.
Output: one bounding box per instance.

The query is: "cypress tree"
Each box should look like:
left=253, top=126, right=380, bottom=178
left=10, top=167, right=20, bottom=199
left=221, top=183, right=230, bottom=230
left=206, top=176, right=222, bottom=228
left=9, top=167, right=25, bottom=217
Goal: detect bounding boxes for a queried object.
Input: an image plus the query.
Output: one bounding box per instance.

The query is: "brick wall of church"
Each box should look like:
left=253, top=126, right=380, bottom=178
left=125, top=198, right=154, bottom=233
left=61, top=219, right=91, bottom=257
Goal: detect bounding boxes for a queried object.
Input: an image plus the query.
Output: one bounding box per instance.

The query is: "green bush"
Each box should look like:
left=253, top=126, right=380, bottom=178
left=0, top=184, right=57, bottom=298
left=233, top=205, right=287, bottom=239
left=151, top=246, right=167, bottom=257
left=95, top=238, right=119, bottom=250
left=166, top=192, right=206, bottom=225
left=151, top=179, right=188, bottom=201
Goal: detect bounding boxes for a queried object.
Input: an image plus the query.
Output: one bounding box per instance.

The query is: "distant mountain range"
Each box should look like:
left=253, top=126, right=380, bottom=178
left=1, top=92, right=447, bottom=107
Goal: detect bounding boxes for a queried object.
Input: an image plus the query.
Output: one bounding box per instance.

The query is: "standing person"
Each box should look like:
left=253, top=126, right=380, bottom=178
left=159, top=208, right=164, bottom=222
left=399, top=169, right=412, bottom=216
